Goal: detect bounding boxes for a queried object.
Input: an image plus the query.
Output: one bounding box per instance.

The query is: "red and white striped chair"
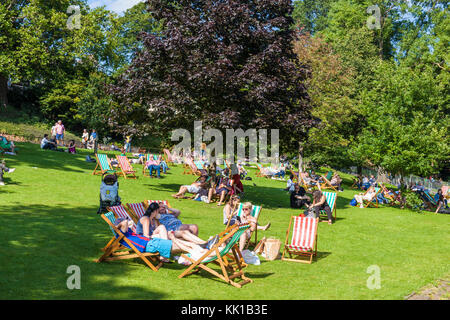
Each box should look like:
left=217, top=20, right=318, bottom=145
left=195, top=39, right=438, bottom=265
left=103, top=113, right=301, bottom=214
left=116, top=155, right=137, bottom=179
left=126, top=202, right=147, bottom=221
left=145, top=200, right=171, bottom=209
left=282, top=216, right=319, bottom=264
left=107, top=205, right=138, bottom=232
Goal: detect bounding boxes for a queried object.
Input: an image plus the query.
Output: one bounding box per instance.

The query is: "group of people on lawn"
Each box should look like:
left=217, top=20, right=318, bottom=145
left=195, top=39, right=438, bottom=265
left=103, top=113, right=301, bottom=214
left=172, top=163, right=245, bottom=206
left=113, top=196, right=269, bottom=263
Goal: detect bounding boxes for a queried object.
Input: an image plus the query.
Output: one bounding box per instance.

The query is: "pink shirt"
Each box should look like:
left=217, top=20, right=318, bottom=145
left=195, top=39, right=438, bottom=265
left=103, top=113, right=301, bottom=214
left=146, top=159, right=159, bottom=166
left=56, top=124, right=65, bottom=134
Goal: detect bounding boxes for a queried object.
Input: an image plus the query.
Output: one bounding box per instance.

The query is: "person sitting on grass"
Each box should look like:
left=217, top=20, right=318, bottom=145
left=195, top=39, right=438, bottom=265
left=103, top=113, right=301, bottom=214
left=434, top=189, right=448, bottom=214
left=238, top=202, right=271, bottom=251
left=40, top=134, right=57, bottom=151
left=0, top=159, right=16, bottom=186
left=114, top=216, right=218, bottom=263
left=304, top=182, right=333, bottom=225
left=172, top=176, right=208, bottom=199
left=208, top=176, right=232, bottom=206
left=0, top=136, right=16, bottom=154
left=285, top=174, right=296, bottom=192
left=67, top=140, right=76, bottom=154
left=290, top=184, right=310, bottom=209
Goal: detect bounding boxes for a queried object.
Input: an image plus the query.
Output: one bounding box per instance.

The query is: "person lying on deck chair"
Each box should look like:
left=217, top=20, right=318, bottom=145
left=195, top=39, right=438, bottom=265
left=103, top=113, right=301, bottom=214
left=353, top=186, right=377, bottom=209
left=114, top=217, right=219, bottom=262
left=172, top=176, right=208, bottom=199
left=145, top=202, right=204, bottom=238
left=330, top=173, right=343, bottom=191
left=238, top=202, right=271, bottom=251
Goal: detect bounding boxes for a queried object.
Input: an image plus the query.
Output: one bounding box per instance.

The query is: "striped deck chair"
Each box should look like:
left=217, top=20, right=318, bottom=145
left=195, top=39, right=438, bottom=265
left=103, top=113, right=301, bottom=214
left=184, top=158, right=202, bottom=176
left=442, top=186, right=449, bottom=200
left=194, top=160, right=205, bottom=170
left=321, top=192, right=337, bottom=221
left=92, top=153, right=116, bottom=175
left=95, top=212, right=162, bottom=272
left=107, top=204, right=138, bottom=229
left=255, top=163, right=269, bottom=178
left=423, top=190, right=438, bottom=208
left=163, top=148, right=174, bottom=164
left=320, top=171, right=335, bottom=190
left=227, top=203, right=263, bottom=248
left=145, top=200, right=172, bottom=209
left=126, top=202, right=147, bottom=221
left=178, top=223, right=253, bottom=288
left=282, top=216, right=319, bottom=264
left=379, top=183, right=395, bottom=203
left=363, top=187, right=382, bottom=208
left=104, top=205, right=138, bottom=252
left=289, top=168, right=300, bottom=184
left=116, top=155, right=137, bottom=179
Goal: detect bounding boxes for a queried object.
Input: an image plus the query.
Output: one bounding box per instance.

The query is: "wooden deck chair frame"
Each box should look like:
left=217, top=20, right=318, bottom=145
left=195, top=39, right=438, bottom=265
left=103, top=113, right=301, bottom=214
left=320, top=192, right=337, bottom=221
left=289, top=169, right=300, bottom=184
left=92, top=153, right=116, bottom=175
left=282, top=216, right=318, bottom=264
left=255, top=163, right=270, bottom=178
left=186, top=158, right=202, bottom=176
left=116, top=155, right=137, bottom=179
left=142, top=154, right=151, bottom=176
left=96, top=212, right=162, bottom=272
left=320, top=171, right=335, bottom=190
left=379, top=183, right=395, bottom=203
left=226, top=203, right=263, bottom=249
left=178, top=224, right=253, bottom=288
left=363, top=187, right=382, bottom=208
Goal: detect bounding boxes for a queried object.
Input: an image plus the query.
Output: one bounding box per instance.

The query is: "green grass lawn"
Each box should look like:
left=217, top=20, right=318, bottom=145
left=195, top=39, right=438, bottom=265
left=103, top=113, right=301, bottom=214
left=0, top=142, right=448, bottom=299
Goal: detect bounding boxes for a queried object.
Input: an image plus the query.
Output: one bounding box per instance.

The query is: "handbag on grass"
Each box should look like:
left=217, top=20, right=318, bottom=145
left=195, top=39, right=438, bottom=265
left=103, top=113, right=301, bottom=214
left=264, top=238, right=282, bottom=261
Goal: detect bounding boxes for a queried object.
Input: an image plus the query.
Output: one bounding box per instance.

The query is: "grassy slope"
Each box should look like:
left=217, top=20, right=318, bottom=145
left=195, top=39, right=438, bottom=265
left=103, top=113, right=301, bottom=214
left=0, top=142, right=448, bottom=299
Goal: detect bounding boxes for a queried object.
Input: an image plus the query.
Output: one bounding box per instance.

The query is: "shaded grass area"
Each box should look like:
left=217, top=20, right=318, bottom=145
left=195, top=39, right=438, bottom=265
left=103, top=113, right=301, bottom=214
left=0, top=143, right=449, bottom=299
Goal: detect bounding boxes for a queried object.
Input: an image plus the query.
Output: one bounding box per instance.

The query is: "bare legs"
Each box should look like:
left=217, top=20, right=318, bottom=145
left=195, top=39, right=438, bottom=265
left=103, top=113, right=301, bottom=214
left=172, top=186, right=188, bottom=198
left=173, top=229, right=206, bottom=244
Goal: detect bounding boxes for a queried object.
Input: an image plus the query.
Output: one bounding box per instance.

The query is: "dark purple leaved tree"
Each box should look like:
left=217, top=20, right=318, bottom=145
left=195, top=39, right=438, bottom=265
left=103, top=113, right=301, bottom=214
left=109, top=0, right=317, bottom=166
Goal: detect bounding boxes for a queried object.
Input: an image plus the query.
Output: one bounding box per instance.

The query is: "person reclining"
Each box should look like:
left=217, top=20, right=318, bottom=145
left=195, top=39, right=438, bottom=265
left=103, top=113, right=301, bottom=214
left=354, top=186, right=377, bottom=208
left=330, top=173, right=343, bottom=191
left=172, top=176, right=208, bottom=199
left=0, top=159, right=16, bottom=186
left=114, top=217, right=218, bottom=263
left=144, top=202, right=204, bottom=238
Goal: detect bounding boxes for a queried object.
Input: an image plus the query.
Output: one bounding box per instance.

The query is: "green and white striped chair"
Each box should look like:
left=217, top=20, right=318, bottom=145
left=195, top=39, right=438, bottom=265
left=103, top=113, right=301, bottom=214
left=92, top=153, right=116, bottom=175
left=178, top=223, right=253, bottom=288
left=321, top=192, right=337, bottom=220
left=96, top=212, right=162, bottom=272
left=363, top=187, right=382, bottom=208
left=230, top=203, right=263, bottom=248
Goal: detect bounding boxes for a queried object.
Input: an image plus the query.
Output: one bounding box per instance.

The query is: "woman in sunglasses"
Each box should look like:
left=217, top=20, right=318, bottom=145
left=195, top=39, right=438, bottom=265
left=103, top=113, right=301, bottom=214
left=238, top=202, right=270, bottom=251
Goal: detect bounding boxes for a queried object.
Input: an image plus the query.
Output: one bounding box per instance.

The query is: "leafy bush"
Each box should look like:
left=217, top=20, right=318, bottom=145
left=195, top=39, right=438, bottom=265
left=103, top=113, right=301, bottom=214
left=404, top=191, right=424, bottom=212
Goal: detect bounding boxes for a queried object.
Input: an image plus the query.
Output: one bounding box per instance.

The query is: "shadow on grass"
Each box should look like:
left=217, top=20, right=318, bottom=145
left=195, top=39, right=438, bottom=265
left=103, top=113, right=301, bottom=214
left=0, top=203, right=166, bottom=299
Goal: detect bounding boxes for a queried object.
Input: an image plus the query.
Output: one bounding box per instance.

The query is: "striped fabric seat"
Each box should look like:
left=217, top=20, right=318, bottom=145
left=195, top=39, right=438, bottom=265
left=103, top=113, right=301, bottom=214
left=321, top=192, right=337, bottom=219
left=93, top=153, right=116, bottom=175
left=116, top=155, right=135, bottom=172
left=108, top=205, right=137, bottom=233
left=236, top=203, right=262, bottom=220
left=287, top=217, right=318, bottom=252
left=147, top=200, right=170, bottom=208
left=116, top=155, right=137, bottom=179
left=126, top=202, right=147, bottom=220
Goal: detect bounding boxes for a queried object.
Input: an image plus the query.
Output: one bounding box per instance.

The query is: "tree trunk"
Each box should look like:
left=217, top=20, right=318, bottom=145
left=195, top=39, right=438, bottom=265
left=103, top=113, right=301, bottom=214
left=298, top=143, right=304, bottom=173
left=0, top=74, right=7, bottom=108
